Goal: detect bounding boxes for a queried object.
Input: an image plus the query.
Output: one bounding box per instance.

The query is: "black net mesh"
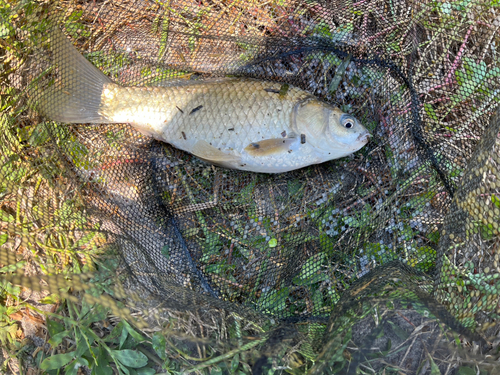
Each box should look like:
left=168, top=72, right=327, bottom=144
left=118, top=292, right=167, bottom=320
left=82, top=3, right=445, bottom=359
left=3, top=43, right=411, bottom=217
left=1, top=0, right=500, bottom=373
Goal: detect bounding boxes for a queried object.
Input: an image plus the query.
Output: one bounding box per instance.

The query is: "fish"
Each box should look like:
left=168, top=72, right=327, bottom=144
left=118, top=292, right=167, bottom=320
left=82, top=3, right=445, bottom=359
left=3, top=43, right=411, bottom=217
left=37, top=28, right=370, bottom=173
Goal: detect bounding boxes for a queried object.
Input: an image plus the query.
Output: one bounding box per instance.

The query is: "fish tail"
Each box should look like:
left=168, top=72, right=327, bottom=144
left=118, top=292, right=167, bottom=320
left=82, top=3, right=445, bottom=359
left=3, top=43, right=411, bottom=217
left=37, top=27, right=114, bottom=123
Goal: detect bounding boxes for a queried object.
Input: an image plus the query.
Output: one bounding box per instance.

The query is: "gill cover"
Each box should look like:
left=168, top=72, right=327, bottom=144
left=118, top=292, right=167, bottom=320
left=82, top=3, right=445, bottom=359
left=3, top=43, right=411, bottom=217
left=292, top=98, right=329, bottom=138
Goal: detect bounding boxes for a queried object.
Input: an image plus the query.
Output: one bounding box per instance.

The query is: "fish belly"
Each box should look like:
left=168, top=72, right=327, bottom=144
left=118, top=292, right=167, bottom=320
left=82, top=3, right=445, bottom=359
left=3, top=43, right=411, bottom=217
left=99, top=79, right=323, bottom=173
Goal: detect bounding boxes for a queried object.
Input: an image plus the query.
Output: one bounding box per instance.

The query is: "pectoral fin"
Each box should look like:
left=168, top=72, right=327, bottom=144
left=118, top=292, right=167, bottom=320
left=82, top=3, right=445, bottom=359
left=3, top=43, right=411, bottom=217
left=244, top=138, right=296, bottom=157
left=191, top=140, right=240, bottom=162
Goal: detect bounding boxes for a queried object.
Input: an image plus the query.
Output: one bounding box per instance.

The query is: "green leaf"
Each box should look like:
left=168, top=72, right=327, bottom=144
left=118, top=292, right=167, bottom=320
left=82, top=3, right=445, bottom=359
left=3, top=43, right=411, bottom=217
left=319, top=232, right=335, bottom=254
left=299, top=253, right=326, bottom=281
left=65, top=357, right=90, bottom=375
left=136, top=368, right=156, bottom=375
left=329, top=54, right=352, bottom=93
left=0, top=260, right=26, bottom=273
left=375, top=325, right=385, bottom=339
left=119, top=323, right=129, bottom=349
left=0, top=322, right=17, bottom=346
left=427, top=231, right=440, bottom=244
left=118, top=364, right=131, bottom=375
left=424, top=103, right=439, bottom=122
left=210, top=365, right=225, bottom=375
left=48, top=330, right=70, bottom=347
left=312, top=289, right=324, bottom=310
left=28, top=122, right=50, bottom=147
left=455, top=58, right=488, bottom=102
left=257, top=287, right=289, bottom=314
left=441, top=2, right=452, bottom=14
left=122, top=320, right=147, bottom=342
left=74, top=230, right=97, bottom=249
left=0, top=22, right=12, bottom=38
left=455, top=70, right=466, bottom=86
left=161, top=244, right=170, bottom=258
left=2, top=305, right=20, bottom=316
left=238, top=178, right=257, bottom=203
left=331, top=23, right=353, bottom=42
left=111, top=349, right=148, bottom=368
left=487, top=67, right=500, bottom=78
left=105, top=321, right=124, bottom=343
left=0, top=279, right=20, bottom=296
left=0, top=208, right=14, bottom=223
left=458, top=367, right=476, bottom=375
left=381, top=338, right=392, bottom=356
left=75, top=327, right=93, bottom=358
left=46, top=318, right=65, bottom=337
left=39, top=294, right=62, bottom=305
left=81, top=303, right=109, bottom=325
left=492, top=194, right=500, bottom=209
left=35, top=349, right=46, bottom=368
left=40, top=352, right=75, bottom=370
left=330, top=330, right=352, bottom=362
left=152, top=332, right=166, bottom=360
left=287, top=179, right=303, bottom=197
left=231, top=353, right=240, bottom=373
left=181, top=227, right=199, bottom=238
left=279, top=83, right=289, bottom=97
left=268, top=238, right=277, bottom=248
left=91, top=346, right=113, bottom=375
left=0, top=233, right=7, bottom=246
left=157, top=14, right=170, bottom=59
left=480, top=223, right=495, bottom=240
left=429, top=355, right=441, bottom=375
left=387, top=321, right=410, bottom=341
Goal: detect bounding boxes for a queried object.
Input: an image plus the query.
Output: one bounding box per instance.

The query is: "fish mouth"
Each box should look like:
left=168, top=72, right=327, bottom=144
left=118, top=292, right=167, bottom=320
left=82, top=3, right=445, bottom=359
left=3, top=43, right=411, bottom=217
left=357, top=131, right=371, bottom=144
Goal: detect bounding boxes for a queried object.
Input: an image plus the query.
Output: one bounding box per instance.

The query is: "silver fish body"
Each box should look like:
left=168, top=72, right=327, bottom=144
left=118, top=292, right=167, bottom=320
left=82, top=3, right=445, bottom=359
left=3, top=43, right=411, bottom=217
left=39, top=29, right=370, bottom=173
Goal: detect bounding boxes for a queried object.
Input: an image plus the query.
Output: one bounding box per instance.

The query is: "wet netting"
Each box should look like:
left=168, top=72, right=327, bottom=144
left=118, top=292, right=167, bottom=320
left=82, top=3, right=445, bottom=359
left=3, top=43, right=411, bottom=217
left=1, top=0, right=500, bottom=374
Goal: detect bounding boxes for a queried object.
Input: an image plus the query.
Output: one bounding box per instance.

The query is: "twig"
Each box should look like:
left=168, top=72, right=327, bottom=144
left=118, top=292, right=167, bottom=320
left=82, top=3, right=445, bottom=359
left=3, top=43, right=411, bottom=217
left=396, top=311, right=416, bottom=328
left=352, top=0, right=368, bottom=7
left=208, top=274, right=244, bottom=289
left=427, top=22, right=474, bottom=93
left=356, top=166, right=387, bottom=198
left=365, top=24, right=398, bottom=43
left=400, top=334, right=419, bottom=368
left=479, top=16, right=500, bottom=62
left=186, top=335, right=267, bottom=373
left=449, top=88, right=500, bottom=143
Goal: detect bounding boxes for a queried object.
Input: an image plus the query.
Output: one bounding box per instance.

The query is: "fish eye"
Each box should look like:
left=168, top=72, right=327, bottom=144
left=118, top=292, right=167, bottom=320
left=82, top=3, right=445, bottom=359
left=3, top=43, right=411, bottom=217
left=339, top=114, right=357, bottom=130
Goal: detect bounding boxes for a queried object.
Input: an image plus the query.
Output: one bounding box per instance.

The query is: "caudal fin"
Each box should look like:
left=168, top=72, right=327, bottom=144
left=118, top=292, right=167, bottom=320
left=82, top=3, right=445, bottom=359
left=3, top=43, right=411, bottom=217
left=37, top=27, right=114, bottom=123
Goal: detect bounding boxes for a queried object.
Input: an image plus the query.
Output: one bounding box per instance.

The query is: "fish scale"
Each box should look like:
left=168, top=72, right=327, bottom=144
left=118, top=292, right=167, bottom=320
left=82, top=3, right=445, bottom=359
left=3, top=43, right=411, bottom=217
left=101, top=80, right=311, bottom=161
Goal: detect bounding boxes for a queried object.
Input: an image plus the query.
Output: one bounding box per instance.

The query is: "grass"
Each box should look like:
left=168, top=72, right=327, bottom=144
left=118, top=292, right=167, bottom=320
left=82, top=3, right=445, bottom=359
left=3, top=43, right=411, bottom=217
left=1, top=0, right=500, bottom=373
left=0, top=1, right=301, bottom=373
